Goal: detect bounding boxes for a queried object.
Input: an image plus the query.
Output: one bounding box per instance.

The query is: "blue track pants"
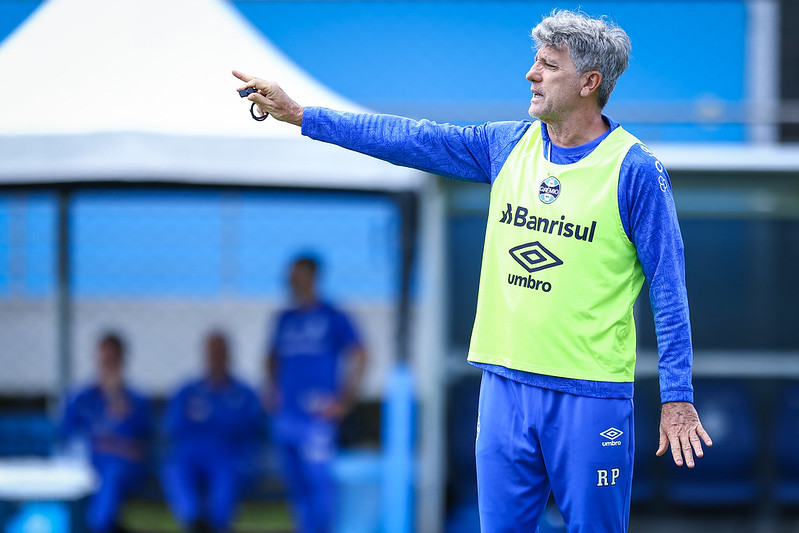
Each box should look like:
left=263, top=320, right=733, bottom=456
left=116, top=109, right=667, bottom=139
left=272, top=416, right=336, bottom=533
left=87, top=458, right=146, bottom=533
left=475, top=371, right=634, bottom=533
left=161, top=453, right=243, bottom=531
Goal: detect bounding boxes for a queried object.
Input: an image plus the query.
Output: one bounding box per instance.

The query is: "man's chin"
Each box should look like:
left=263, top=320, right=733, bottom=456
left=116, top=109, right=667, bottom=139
left=528, top=102, right=546, bottom=119
left=528, top=105, right=553, bottom=123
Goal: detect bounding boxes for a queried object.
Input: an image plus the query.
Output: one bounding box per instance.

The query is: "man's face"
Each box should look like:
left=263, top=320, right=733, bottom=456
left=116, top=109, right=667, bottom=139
left=289, top=263, right=316, bottom=302
left=98, top=344, right=123, bottom=387
left=206, top=335, right=229, bottom=379
left=526, top=45, right=584, bottom=123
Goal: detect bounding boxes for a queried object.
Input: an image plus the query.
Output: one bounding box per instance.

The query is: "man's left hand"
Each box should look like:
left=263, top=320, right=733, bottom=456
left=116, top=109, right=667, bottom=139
left=656, top=401, right=713, bottom=468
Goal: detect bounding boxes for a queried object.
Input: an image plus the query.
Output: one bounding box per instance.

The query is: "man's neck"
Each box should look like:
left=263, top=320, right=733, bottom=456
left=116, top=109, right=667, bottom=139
left=100, top=379, right=124, bottom=397
left=544, top=111, right=609, bottom=148
left=207, top=374, right=231, bottom=388
left=295, top=293, right=319, bottom=309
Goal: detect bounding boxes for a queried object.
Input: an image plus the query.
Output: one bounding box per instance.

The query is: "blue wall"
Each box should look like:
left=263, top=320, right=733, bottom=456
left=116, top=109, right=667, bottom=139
left=0, top=192, right=56, bottom=298
left=233, top=0, right=748, bottom=141
left=0, top=190, right=401, bottom=302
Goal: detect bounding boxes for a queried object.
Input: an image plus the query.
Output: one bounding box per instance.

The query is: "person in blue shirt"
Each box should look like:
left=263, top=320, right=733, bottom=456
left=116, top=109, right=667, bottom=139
left=233, top=9, right=713, bottom=532
left=161, top=332, right=262, bottom=533
left=265, top=256, right=368, bottom=533
left=61, top=332, right=152, bottom=533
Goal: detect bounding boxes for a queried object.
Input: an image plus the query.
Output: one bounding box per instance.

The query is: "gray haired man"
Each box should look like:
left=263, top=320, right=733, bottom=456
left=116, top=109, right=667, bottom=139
left=234, top=9, right=711, bottom=532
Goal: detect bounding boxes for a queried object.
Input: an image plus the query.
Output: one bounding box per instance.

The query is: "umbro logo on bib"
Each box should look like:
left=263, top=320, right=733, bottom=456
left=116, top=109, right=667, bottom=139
left=539, top=176, right=560, bottom=204
left=509, top=242, right=563, bottom=273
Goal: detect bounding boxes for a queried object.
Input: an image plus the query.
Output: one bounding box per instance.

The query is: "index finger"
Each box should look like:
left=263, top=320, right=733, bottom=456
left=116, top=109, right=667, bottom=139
left=232, top=70, right=253, bottom=83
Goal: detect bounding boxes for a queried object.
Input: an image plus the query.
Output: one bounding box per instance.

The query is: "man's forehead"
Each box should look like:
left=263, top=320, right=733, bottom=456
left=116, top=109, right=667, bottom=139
left=535, top=44, right=569, bottom=61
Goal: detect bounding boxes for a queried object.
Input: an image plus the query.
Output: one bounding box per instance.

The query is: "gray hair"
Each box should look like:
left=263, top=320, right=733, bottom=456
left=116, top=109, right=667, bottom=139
left=531, top=10, right=631, bottom=109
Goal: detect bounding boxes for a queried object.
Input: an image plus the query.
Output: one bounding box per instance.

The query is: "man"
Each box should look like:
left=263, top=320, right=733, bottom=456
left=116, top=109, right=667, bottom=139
left=264, top=256, right=367, bottom=533
left=233, top=9, right=711, bottom=532
left=61, top=333, right=152, bottom=533
left=161, top=332, right=262, bottom=533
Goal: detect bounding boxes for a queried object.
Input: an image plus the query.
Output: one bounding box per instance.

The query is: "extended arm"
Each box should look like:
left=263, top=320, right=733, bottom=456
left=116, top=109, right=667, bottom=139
left=302, top=108, right=499, bottom=183
left=232, top=71, right=529, bottom=183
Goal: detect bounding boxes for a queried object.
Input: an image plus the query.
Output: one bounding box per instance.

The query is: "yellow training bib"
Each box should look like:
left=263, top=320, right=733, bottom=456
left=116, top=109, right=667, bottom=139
left=467, top=122, right=645, bottom=382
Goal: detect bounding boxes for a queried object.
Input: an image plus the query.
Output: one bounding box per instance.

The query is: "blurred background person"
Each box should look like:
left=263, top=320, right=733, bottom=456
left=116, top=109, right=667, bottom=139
left=61, top=332, right=152, bottom=533
left=265, top=255, right=368, bottom=533
left=161, top=332, right=262, bottom=533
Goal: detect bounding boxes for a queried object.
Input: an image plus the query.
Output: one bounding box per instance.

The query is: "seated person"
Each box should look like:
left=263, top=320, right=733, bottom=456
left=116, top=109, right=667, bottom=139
left=61, top=332, right=152, bottom=533
left=161, top=332, right=262, bottom=533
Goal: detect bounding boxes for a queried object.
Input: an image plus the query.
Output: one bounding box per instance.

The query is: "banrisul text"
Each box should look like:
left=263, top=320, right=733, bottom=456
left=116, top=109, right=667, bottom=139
left=499, top=203, right=597, bottom=243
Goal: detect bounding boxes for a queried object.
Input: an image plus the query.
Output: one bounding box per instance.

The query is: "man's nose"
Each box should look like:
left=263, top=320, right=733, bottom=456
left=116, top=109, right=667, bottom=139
left=526, top=65, right=541, bottom=82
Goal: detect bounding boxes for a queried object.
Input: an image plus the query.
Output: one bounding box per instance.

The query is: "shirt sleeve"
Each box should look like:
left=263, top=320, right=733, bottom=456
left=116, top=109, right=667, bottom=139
left=619, top=144, right=694, bottom=404
left=267, top=312, right=285, bottom=358
left=301, top=107, right=529, bottom=184
left=162, top=385, right=189, bottom=438
left=136, top=394, right=153, bottom=441
left=226, top=384, right=263, bottom=440
left=332, top=308, right=362, bottom=355
left=59, top=390, right=82, bottom=443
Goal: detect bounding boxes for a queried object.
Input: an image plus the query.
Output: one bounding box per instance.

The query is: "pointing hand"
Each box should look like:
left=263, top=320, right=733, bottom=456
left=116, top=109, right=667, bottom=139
left=232, top=70, right=304, bottom=126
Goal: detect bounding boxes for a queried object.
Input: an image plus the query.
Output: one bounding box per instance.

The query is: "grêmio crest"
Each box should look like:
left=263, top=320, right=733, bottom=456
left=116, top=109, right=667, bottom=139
left=539, top=176, right=560, bottom=204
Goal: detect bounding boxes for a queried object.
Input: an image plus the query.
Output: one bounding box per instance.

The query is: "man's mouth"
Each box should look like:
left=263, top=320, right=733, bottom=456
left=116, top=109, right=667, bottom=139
left=532, top=91, right=544, bottom=100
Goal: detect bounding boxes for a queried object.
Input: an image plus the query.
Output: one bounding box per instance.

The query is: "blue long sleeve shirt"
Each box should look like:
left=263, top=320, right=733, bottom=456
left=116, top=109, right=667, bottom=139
left=61, top=384, right=152, bottom=463
left=269, top=301, right=362, bottom=421
left=163, top=377, right=263, bottom=458
left=301, top=107, right=693, bottom=403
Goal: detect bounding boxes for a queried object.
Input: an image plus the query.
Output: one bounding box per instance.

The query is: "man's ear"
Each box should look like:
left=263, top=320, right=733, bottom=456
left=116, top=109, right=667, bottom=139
left=580, top=71, right=602, bottom=98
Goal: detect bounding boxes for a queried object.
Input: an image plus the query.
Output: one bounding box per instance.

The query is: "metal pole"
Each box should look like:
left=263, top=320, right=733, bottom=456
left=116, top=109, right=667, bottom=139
left=396, top=191, right=418, bottom=363
left=380, top=190, right=419, bottom=533
left=55, top=189, right=72, bottom=407
left=747, top=0, right=780, bottom=144
left=413, top=179, right=447, bottom=533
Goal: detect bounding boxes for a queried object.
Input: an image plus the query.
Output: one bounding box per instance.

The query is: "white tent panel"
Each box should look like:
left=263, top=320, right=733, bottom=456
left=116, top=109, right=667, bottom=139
left=0, top=0, right=425, bottom=189
left=0, top=0, right=364, bottom=137
left=0, top=132, right=423, bottom=190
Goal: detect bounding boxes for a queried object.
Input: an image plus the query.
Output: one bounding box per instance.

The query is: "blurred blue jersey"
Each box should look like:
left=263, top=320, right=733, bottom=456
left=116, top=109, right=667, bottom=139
left=269, top=301, right=361, bottom=533
left=270, top=302, right=362, bottom=419
left=162, top=377, right=262, bottom=531
left=163, top=377, right=262, bottom=456
left=62, top=385, right=152, bottom=532
left=61, top=385, right=151, bottom=463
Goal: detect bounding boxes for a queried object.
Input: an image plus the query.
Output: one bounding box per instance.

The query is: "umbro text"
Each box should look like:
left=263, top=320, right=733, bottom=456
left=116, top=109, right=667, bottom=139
left=507, top=274, right=552, bottom=292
